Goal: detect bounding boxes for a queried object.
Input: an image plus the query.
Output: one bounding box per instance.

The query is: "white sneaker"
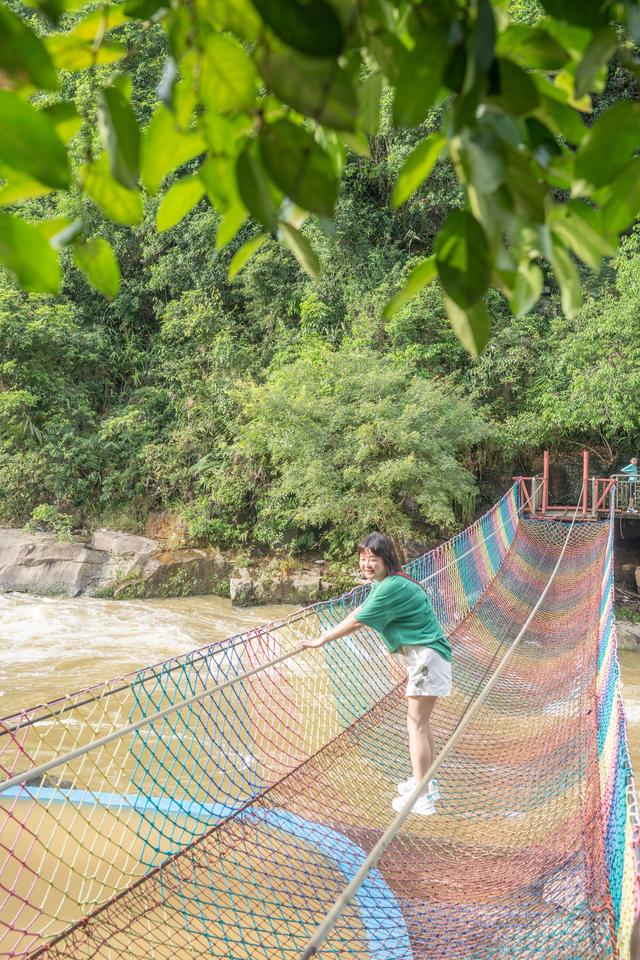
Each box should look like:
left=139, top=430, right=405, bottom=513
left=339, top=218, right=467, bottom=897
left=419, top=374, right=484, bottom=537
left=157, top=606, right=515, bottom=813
left=397, top=776, right=441, bottom=801
left=392, top=793, right=437, bottom=816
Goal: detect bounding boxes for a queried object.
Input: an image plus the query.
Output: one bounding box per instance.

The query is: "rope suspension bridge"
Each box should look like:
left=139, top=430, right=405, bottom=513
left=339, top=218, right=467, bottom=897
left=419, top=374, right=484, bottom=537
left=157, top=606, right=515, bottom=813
left=1, top=482, right=639, bottom=959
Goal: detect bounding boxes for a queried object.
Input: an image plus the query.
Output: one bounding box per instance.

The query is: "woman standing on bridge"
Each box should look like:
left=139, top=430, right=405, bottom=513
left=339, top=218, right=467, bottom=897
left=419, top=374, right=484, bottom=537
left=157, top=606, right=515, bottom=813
left=297, top=532, right=452, bottom=817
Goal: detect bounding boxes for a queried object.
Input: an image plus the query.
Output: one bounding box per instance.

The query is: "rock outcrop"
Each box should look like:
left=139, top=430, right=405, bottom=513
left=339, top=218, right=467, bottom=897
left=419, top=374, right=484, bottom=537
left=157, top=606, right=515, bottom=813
left=0, top=530, right=112, bottom=597
left=0, top=527, right=329, bottom=605
left=0, top=527, right=231, bottom=600
left=229, top=568, right=323, bottom=607
left=616, top=620, right=640, bottom=652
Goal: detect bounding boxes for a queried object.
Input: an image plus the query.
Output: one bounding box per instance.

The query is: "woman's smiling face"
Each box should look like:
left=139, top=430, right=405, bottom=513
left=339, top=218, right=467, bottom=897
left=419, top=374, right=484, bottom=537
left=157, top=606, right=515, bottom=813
left=359, top=548, right=387, bottom=582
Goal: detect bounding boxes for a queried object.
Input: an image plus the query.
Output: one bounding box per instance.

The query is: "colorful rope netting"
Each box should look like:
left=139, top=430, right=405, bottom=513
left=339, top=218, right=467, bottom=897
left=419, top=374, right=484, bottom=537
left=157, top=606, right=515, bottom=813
left=0, top=484, right=638, bottom=959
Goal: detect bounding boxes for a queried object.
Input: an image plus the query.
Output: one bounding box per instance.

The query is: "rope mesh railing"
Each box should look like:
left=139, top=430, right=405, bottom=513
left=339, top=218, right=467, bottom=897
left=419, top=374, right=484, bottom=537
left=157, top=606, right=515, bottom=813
left=0, top=483, right=638, bottom=959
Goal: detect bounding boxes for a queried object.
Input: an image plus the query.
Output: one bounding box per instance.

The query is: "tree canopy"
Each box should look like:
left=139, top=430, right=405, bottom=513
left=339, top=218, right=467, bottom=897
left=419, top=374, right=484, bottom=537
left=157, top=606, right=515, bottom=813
left=2, top=0, right=640, bottom=355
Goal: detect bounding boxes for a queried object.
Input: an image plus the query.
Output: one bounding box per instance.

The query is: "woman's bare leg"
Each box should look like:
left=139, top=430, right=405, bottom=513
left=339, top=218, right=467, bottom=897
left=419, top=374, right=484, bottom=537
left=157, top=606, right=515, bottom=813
left=407, top=695, right=438, bottom=789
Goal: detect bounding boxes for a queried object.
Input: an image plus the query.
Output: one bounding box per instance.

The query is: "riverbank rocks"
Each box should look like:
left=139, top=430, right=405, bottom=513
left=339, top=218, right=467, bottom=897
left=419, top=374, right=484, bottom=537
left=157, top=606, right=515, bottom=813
left=143, top=511, right=189, bottom=546
left=617, top=621, right=640, bottom=652
left=0, top=529, right=111, bottom=597
left=115, top=548, right=232, bottom=600
left=0, top=527, right=233, bottom=600
left=229, top=567, right=323, bottom=607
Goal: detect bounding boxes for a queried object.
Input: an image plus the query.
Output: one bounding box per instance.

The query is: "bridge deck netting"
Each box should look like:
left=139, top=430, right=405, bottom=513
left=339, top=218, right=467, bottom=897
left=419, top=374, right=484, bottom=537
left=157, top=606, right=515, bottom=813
left=0, top=489, right=637, bottom=959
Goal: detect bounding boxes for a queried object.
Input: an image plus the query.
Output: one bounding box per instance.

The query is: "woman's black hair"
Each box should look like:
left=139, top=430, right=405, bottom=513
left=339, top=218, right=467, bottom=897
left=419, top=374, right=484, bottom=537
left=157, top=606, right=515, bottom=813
left=357, top=532, right=401, bottom=574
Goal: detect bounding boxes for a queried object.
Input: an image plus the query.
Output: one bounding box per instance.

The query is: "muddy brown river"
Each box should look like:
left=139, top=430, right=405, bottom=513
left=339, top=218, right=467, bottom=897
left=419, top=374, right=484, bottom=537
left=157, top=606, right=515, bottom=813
left=0, top=592, right=297, bottom=721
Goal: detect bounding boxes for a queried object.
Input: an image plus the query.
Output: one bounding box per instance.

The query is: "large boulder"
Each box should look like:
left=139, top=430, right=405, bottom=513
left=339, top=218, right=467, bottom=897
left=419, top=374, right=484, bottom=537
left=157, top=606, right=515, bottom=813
left=88, top=529, right=159, bottom=593
left=229, top=567, right=255, bottom=606
left=619, top=563, right=638, bottom=590
left=0, top=529, right=111, bottom=597
left=616, top=620, right=640, bottom=652
left=229, top=568, right=323, bottom=607
left=116, top=548, right=232, bottom=599
left=143, top=511, right=189, bottom=545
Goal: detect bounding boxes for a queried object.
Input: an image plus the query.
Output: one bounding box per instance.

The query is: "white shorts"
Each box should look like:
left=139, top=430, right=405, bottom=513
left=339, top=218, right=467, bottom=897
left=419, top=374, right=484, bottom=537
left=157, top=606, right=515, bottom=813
left=394, top=645, right=452, bottom=698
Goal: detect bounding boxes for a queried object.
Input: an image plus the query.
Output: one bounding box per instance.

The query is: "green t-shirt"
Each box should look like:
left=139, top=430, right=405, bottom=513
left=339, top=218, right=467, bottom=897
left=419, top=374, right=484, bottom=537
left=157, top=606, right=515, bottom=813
left=621, top=463, right=638, bottom=478
left=354, top=574, right=452, bottom=661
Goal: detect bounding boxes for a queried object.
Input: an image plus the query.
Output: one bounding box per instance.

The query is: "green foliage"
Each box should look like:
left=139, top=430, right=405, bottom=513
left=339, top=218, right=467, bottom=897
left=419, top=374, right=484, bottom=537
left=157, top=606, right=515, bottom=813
left=0, top=0, right=637, bottom=353
left=0, top=5, right=639, bottom=566
left=25, top=504, right=73, bottom=540
left=227, top=343, right=491, bottom=554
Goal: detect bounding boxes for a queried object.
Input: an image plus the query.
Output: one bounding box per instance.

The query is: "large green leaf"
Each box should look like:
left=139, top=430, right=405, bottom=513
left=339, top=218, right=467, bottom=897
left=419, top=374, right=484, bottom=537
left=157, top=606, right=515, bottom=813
left=258, top=47, right=358, bottom=132
left=204, top=111, right=254, bottom=157
left=0, top=171, right=53, bottom=206
left=456, top=126, right=506, bottom=195
left=73, top=237, right=121, bottom=298
left=197, top=0, right=262, bottom=42
left=236, top=145, right=279, bottom=232
left=98, top=87, right=140, bottom=190
left=216, top=201, right=248, bottom=250
left=200, top=35, right=258, bottom=114
left=157, top=174, right=206, bottom=231
left=251, top=0, right=343, bottom=56
left=496, top=25, right=570, bottom=70
left=140, top=105, right=206, bottom=194
left=596, top=158, right=640, bottom=232
left=464, top=0, right=496, bottom=93
left=199, top=156, right=239, bottom=212
left=574, top=27, right=617, bottom=98
left=228, top=233, right=268, bottom=279
left=508, top=261, right=543, bottom=317
left=534, top=92, right=586, bottom=145
left=383, top=257, right=437, bottom=320
left=392, top=132, right=446, bottom=208
left=551, top=242, right=582, bottom=318
left=0, top=212, right=61, bottom=293
left=443, top=294, right=490, bottom=358
left=46, top=35, right=126, bottom=70
left=83, top=153, right=143, bottom=225
left=489, top=59, right=539, bottom=115
left=279, top=222, right=320, bottom=278
left=65, top=6, right=128, bottom=39
left=504, top=149, right=546, bottom=223
left=0, top=6, right=58, bottom=90
left=259, top=119, right=339, bottom=217
left=43, top=101, right=82, bottom=144
left=0, top=93, right=70, bottom=189
left=525, top=117, right=561, bottom=167
left=550, top=200, right=616, bottom=270
left=575, top=100, right=640, bottom=188
left=393, top=26, right=450, bottom=127
left=358, top=72, right=383, bottom=136
left=435, top=211, right=491, bottom=309
left=541, top=18, right=595, bottom=58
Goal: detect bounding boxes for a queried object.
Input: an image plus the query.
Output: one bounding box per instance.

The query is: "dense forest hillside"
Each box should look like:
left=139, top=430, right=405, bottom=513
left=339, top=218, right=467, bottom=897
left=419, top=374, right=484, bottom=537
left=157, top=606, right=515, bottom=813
left=1, top=11, right=640, bottom=561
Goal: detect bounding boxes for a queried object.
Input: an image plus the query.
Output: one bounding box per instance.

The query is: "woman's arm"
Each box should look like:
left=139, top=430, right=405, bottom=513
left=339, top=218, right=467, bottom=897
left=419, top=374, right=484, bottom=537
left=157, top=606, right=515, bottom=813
left=297, top=606, right=363, bottom=650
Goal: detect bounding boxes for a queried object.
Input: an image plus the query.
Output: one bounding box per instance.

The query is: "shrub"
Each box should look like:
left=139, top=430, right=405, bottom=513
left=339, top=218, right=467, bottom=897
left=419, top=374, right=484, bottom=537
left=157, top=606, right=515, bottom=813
left=25, top=504, right=74, bottom=541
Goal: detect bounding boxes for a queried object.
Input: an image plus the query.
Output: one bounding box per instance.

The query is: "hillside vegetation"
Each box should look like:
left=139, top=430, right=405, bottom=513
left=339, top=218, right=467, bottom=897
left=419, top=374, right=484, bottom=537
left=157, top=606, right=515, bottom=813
left=1, top=5, right=640, bottom=559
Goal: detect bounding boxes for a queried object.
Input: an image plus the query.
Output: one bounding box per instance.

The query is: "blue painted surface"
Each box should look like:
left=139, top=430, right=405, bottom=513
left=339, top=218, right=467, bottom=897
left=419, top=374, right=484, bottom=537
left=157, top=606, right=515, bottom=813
left=2, top=786, right=412, bottom=959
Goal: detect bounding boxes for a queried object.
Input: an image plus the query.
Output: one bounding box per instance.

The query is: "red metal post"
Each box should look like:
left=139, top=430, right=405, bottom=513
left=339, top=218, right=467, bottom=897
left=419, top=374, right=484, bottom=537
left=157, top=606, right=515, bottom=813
left=582, top=449, right=589, bottom=518
left=542, top=450, right=549, bottom=515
